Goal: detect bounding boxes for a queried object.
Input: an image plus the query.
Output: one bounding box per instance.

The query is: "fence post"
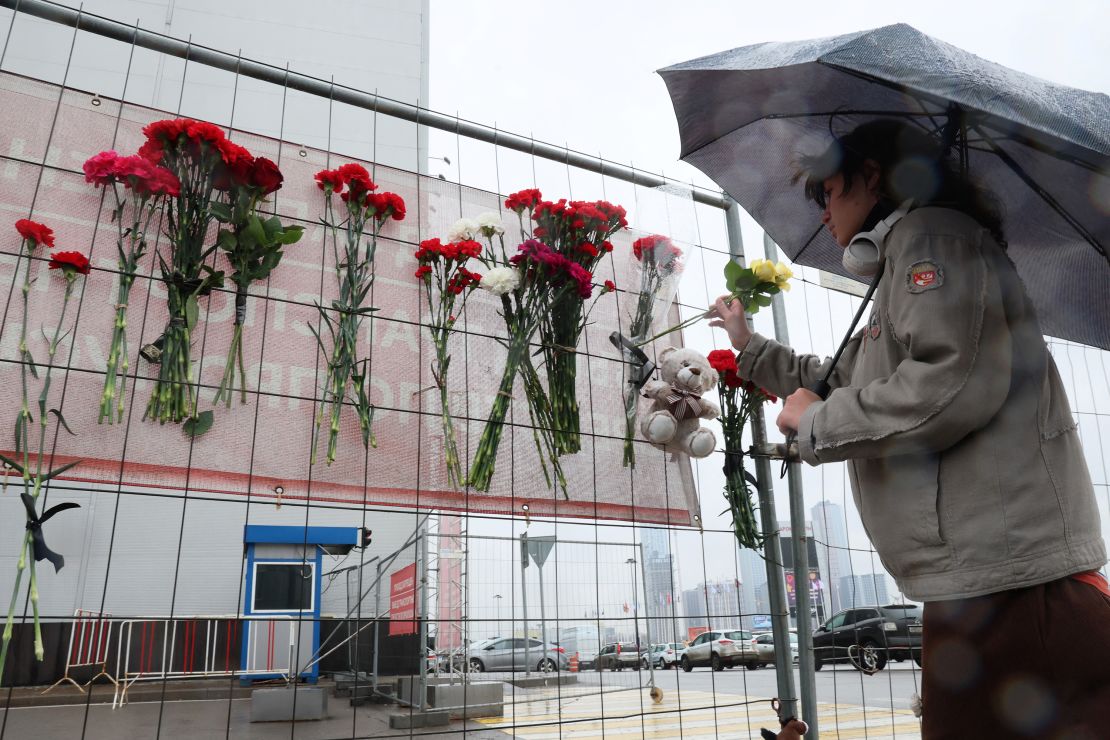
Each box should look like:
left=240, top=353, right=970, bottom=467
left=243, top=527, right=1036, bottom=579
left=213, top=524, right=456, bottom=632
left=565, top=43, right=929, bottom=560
left=764, top=231, right=820, bottom=737
left=724, top=197, right=799, bottom=725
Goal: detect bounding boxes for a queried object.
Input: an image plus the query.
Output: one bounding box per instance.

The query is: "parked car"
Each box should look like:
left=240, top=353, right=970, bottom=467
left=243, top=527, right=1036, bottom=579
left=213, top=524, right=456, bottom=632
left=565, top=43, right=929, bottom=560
left=641, top=642, right=686, bottom=669
left=466, top=637, right=568, bottom=673
left=812, top=604, right=923, bottom=673
left=751, top=632, right=798, bottom=667
left=595, top=642, right=641, bottom=671
left=681, top=629, right=759, bottom=671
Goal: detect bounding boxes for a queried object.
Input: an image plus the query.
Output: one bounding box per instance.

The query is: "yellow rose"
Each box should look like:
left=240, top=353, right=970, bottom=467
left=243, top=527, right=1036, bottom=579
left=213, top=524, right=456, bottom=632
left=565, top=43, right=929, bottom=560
left=774, top=261, right=794, bottom=282
left=751, top=258, right=776, bottom=283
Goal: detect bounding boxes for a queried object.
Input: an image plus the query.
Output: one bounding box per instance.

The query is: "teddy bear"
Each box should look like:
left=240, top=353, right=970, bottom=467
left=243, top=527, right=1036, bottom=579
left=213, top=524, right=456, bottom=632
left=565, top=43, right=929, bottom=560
left=639, top=346, right=720, bottom=458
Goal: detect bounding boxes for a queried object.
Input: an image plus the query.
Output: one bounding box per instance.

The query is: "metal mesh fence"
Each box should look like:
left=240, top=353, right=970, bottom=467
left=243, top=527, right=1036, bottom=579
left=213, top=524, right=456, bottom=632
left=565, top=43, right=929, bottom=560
left=0, top=4, right=1106, bottom=740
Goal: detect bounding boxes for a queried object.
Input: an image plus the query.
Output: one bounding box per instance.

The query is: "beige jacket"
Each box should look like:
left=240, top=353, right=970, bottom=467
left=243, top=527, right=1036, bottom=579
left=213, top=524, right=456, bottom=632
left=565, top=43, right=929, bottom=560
left=738, top=207, right=1105, bottom=601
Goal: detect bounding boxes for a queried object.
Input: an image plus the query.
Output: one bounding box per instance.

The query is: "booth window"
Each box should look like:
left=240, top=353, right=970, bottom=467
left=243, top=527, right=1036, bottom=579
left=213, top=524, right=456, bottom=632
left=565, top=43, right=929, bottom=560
left=253, top=562, right=314, bottom=611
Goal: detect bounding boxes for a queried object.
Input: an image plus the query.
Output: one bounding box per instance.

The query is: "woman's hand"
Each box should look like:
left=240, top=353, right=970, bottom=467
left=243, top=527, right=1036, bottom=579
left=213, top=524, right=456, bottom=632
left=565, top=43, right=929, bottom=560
left=776, top=388, right=820, bottom=435
left=707, top=295, right=752, bottom=352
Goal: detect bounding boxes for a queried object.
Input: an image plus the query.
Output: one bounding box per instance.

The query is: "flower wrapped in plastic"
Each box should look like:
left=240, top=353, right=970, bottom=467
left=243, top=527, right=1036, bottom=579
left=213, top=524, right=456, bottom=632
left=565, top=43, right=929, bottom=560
left=619, top=234, right=683, bottom=466
left=414, top=237, right=483, bottom=488
left=708, top=349, right=777, bottom=550
left=642, top=257, right=792, bottom=345
left=138, top=119, right=235, bottom=430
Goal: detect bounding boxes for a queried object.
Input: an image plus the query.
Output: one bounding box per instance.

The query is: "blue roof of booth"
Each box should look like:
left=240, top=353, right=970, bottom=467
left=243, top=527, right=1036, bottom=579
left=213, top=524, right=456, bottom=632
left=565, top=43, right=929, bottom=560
left=243, top=525, right=359, bottom=545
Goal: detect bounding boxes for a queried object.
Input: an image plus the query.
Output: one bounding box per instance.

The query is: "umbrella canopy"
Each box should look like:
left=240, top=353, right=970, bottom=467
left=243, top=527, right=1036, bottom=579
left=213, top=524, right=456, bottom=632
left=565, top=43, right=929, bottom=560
left=659, top=23, right=1110, bottom=350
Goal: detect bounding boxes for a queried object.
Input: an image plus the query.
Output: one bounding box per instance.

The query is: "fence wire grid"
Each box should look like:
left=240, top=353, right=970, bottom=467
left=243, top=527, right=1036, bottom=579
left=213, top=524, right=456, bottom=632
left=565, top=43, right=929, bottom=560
left=0, top=4, right=1107, bottom=740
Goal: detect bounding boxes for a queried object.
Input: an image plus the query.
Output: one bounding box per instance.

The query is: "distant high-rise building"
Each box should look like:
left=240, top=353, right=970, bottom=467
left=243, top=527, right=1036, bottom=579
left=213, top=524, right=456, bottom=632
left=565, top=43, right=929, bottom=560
left=811, top=501, right=852, bottom=616
left=680, top=579, right=743, bottom=636
left=738, top=547, right=765, bottom=632
left=839, top=574, right=891, bottom=608
left=640, top=528, right=680, bottom=642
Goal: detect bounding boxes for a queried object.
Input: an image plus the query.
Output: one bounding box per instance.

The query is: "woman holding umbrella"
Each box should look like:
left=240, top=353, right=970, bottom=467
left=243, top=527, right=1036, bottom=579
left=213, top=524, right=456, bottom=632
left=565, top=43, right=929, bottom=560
left=710, top=119, right=1110, bottom=738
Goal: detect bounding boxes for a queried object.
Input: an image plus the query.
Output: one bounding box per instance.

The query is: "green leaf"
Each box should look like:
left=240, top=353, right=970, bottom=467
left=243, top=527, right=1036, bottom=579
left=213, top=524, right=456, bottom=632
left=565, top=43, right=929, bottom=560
left=246, top=215, right=266, bottom=247
left=38, top=376, right=52, bottom=410
left=753, top=294, right=772, bottom=307
left=734, top=271, right=758, bottom=291
left=263, top=215, right=283, bottom=239
left=185, top=295, right=199, bottom=330
left=0, top=453, right=25, bottom=475
left=208, top=202, right=233, bottom=222
left=217, top=229, right=237, bottom=252
left=49, top=409, right=76, bottom=436
left=353, top=306, right=380, bottom=315
left=277, top=226, right=304, bottom=245
left=723, top=260, right=745, bottom=286
left=15, top=413, right=24, bottom=453
left=42, top=459, right=81, bottom=482
left=183, top=410, right=214, bottom=438
left=22, top=349, right=38, bottom=379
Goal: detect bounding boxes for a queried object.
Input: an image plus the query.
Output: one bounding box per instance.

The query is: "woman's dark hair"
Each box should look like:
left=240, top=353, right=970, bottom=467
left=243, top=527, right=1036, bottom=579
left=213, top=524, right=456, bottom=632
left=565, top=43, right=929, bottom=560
left=794, top=118, right=1005, bottom=245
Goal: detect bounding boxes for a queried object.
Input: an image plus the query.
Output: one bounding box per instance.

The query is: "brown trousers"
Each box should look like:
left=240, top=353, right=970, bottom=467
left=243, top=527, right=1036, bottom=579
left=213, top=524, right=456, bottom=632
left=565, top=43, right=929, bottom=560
left=921, top=575, right=1110, bottom=739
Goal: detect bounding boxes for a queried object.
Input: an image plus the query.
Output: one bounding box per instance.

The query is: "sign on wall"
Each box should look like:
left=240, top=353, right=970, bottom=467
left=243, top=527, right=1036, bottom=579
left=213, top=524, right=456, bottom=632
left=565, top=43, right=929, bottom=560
left=388, top=563, right=418, bottom=637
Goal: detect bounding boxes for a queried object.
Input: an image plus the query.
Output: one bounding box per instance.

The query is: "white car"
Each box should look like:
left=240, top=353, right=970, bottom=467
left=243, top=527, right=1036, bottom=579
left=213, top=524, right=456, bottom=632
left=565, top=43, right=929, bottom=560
left=645, top=642, right=687, bottom=669
left=751, top=632, right=799, bottom=667
left=681, top=630, right=760, bottom=671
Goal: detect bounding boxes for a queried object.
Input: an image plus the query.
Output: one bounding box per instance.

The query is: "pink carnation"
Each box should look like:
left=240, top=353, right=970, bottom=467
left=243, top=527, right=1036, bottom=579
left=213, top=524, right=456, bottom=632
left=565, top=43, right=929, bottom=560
left=83, top=150, right=120, bottom=186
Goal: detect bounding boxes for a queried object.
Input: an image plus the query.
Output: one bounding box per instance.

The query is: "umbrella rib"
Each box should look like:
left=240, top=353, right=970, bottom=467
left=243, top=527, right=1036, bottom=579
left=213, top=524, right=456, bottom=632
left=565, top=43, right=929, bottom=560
left=973, top=124, right=1108, bottom=263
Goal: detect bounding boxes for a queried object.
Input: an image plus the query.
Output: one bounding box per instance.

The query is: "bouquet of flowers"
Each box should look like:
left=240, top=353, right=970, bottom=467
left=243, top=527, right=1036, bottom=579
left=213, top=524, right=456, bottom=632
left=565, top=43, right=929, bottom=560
left=641, top=257, right=792, bottom=345
left=620, top=234, right=683, bottom=466
left=530, top=196, right=627, bottom=456
left=466, top=191, right=618, bottom=493
left=1, top=221, right=87, bottom=685
left=210, top=146, right=303, bottom=408
left=707, top=349, right=777, bottom=550
left=138, top=119, right=236, bottom=430
left=310, top=163, right=405, bottom=465
left=413, top=236, right=483, bottom=488
left=82, top=151, right=181, bottom=424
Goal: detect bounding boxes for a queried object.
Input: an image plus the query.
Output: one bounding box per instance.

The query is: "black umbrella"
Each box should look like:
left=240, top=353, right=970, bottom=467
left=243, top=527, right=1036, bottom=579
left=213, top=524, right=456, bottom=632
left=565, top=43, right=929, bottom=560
left=659, top=23, right=1110, bottom=350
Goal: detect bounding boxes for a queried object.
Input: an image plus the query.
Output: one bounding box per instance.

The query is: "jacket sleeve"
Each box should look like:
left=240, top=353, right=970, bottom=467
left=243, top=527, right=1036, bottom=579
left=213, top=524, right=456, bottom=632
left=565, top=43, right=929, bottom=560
left=796, top=228, right=1012, bottom=465
left=736, top=331, right=863, bottom=401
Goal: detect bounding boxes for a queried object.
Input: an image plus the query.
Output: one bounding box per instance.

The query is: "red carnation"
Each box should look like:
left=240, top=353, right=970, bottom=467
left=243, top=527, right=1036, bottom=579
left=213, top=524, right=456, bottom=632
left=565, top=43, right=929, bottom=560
left=456, top=239, right=482, bottom=259
left=15, top=219, right=54, bottom=249
left=603, top=279, right=616, bottom=293
left=505, top=188, right=542, bottom=214
left=144, top=167, right=182, bottom=197
left=83, top=150, right=120, bottom=186
left=415, top=238, right=442, bottom=262
left=365, top=191, right=405, bottom=221
left=184, top=120, right=226, bottom=146
left=577, top=242, right=599, bottom=257
left=315, top=169, right=344, bottom=193
left=415, top=265, right=432, bottom=279
left=249, top=157, right=283, bottom=195
left=142, top=118, right=189, bottom=145
left=336, top=162, right=370, bottom=182
left=707, top=349, right=739, bottom=375
left=48, top=250, right=90, bottom=276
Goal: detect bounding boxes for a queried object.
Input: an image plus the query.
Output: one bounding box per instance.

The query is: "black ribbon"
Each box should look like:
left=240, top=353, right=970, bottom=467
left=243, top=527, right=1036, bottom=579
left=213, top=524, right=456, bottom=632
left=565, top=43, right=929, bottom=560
left=21, top=492, right=80, bottom=573
left=609, top=332, right=656, bottom=390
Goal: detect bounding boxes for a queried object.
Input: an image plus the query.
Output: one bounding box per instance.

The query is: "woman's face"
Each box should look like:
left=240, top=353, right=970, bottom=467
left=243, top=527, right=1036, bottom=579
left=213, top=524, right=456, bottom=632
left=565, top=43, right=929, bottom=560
left=820, top=172, right=879, bottom=247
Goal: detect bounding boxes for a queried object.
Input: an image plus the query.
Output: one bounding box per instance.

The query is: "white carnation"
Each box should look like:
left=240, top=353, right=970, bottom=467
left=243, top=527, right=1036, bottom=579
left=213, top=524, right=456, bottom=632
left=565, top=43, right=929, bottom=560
left=448, top=217, right=479, bottom=242
left=480, top=267, right=520, bottom=296
left=476, top=212, right=505, bottom=236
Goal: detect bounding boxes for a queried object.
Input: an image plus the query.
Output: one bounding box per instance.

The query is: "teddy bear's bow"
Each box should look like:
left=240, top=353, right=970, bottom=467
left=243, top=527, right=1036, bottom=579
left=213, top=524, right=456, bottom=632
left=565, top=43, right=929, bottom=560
left=664, top=385, right=705, bottom=420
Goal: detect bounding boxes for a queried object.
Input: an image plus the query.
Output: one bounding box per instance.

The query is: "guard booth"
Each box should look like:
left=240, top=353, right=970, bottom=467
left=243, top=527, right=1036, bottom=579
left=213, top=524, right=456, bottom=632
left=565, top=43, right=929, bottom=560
left=241, top=525, right=359, bottom=683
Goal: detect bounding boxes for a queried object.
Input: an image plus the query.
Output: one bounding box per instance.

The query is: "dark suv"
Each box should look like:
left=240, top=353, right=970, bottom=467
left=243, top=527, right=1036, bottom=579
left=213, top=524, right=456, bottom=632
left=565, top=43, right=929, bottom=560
left=812, top=604, right=922, bottom=673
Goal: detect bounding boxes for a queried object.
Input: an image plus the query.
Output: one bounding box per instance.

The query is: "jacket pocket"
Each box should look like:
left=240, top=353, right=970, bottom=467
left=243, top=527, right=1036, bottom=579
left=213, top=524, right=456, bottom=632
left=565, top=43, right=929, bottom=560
left=854, top=452, right=945, bottom=577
